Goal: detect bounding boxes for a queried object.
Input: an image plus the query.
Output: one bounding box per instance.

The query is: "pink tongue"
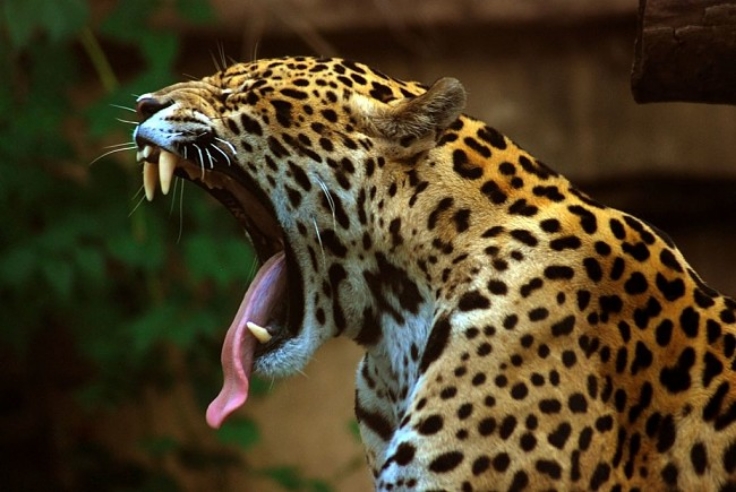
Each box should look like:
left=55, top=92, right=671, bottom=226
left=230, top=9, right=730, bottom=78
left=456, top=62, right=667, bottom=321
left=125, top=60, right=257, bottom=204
left=206, top=251, right=287, bottom=428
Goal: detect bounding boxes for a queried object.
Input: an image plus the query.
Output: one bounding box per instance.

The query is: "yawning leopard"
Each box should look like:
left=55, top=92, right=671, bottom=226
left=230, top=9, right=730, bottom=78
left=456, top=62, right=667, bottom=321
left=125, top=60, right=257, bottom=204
left=131, top=56, right=736, bottom=491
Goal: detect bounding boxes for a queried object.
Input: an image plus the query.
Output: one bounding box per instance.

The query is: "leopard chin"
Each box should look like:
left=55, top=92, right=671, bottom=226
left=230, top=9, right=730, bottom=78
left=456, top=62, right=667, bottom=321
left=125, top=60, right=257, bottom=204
left=133, top=140, right=316, bottom=427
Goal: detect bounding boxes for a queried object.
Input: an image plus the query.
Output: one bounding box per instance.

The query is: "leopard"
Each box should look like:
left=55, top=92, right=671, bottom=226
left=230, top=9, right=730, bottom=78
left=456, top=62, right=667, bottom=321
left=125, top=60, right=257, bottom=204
left=131, top=56, right=736, bottom=491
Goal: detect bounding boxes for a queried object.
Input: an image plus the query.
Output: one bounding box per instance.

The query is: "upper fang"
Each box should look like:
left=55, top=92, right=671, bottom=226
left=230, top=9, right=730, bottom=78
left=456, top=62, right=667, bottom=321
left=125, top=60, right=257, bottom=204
left=143, top=161, right=157, bottom=201
left=159, top=150, right=178, bottom=195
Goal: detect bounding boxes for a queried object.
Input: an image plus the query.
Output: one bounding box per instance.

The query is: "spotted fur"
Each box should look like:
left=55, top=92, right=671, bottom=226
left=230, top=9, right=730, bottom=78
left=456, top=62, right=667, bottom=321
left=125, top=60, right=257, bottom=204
left=133, top=56, right=736, bottom=491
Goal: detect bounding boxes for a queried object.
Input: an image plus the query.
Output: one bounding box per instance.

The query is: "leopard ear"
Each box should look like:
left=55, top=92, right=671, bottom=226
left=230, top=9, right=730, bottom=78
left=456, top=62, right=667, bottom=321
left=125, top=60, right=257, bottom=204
left=352, top=77, right=466, bottom=142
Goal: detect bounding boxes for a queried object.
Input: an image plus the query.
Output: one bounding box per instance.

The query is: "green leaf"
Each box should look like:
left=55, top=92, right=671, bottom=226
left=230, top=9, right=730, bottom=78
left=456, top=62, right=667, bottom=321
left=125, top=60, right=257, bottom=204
left=0, top=0, right=88, bottom=48
left=128, top=305, right=179, bottom=356
left=140, top=435, right=180, bottom=458
left=0, top=292, right=40, bottom=353
left=0, top=245, right=38, bottom=287
left=74, top=246, right=106, bottom=285
left=183, top=234, right=220, bottom=283
left=261, top=466, right=303, bottom=490
left=29, top=41, right=79, bottom=110
left=347, top=419, right=361, bottom=442
left=41, top=259, right=75, bottom=300
left=307, top=480, right=334, bottom=492
left=184, top=233, right=255, bottom=287
left=248, top=375, right=275, bottom=398
left=75, top=381, right=115, bottom=411
left=215, top=417, right=261, bottom=450
left=176, top=0, right=215, bottom=24
left=41, top=0, right=88, bottom=42
left=260, top=466, right=334, bottom=491
left=0, top=46, right=13, bottom=115
left=107, top=227, right=165, bottom=270
left=100, top=0, right=160, bottom=42
left=1, top=0, right=37, bottom=48
left=137, top=474, right=181, bottom=492
left=85, top=87, right=139, bottom=138
left=166, top=309, right=219, bottom=349
left=140, top=32, right=179, bottom=70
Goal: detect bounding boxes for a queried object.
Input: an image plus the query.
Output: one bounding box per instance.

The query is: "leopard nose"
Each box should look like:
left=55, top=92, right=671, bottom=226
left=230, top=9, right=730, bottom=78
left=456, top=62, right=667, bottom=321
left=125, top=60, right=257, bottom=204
left=136, top=95, right=169, bottom=119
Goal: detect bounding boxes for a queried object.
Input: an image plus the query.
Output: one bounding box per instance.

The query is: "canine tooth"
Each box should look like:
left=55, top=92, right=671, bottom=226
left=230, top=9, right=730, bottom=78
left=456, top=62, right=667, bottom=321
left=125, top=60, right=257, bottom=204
left=143, top=161, right=157, bottom=201
left=159, top=150, right=177, bottom=195
left=246, top=322, right=273, bottom=343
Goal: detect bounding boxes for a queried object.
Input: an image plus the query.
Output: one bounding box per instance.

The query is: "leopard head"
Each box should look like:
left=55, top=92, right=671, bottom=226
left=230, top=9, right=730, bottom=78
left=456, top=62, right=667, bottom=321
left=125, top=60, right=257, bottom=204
left=132, top=56, right=465, bottom=427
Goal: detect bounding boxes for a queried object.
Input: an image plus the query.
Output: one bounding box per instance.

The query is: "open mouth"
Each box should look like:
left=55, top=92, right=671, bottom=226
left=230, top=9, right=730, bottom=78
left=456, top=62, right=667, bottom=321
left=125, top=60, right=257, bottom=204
left=134, top=141, right=293, bottom=428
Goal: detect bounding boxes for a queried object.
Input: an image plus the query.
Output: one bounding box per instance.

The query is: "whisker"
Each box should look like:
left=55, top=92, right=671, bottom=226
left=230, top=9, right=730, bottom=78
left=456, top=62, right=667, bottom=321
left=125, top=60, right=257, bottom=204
left=128, top=189, right=147, bottom=217
left=110, top=103, right=137, bottom=113
left=214, top=137, right=237, bottom=156
left=315, top=175, right=336, bottom=229
left=212, top=143, right=231, bottom=166
left=116, top=118, right=139, bottom=125
left=103, top=142, right=138, bottom=149
left=219, top=42, right=229, bottom=71
left=251, top=40, right=261, bottom=62
left=211, top=50, right=222, bottom=72
left=193, top=143, right=206, bottom=179
left=312, top=217, right=326, bottom=266
left=89, top=144, right=137, bottom=166
left=131, top=184, right=144, bottom=201
left=247, top=255, right=258, bottom=280
left=177, top=179, right=186, bottom=244
left=169, top=177, right=179, bottom=216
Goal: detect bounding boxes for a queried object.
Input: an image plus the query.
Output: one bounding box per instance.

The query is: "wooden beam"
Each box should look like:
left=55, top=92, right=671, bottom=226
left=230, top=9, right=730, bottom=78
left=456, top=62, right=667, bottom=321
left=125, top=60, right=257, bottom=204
left=632, top=0, right=736, bottom=104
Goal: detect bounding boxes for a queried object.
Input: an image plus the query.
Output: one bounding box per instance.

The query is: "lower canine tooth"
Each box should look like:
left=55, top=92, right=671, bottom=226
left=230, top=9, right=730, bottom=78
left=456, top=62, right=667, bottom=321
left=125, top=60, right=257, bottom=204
left=246, top=322, right=273, bottom=343
left=159, top=150, right=177, bottom=195
left=143, top=161, right=157, bottom=201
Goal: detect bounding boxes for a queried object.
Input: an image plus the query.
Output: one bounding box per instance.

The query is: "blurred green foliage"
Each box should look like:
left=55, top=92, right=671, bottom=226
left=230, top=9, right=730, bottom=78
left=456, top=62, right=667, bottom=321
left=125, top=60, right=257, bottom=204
left=0, top=1, right=350, bottom=490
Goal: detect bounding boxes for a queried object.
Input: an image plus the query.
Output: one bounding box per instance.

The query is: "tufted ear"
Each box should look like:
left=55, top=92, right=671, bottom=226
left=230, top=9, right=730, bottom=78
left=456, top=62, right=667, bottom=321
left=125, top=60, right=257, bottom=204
left=352, top=77, right=466, bottom=143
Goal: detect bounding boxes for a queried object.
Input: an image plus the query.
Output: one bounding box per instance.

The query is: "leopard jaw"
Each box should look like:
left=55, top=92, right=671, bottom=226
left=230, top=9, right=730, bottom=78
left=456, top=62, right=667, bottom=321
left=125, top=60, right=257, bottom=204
left=135, top=143, right=283, bottom=345
left=138, top=145, right=234, bottom=202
